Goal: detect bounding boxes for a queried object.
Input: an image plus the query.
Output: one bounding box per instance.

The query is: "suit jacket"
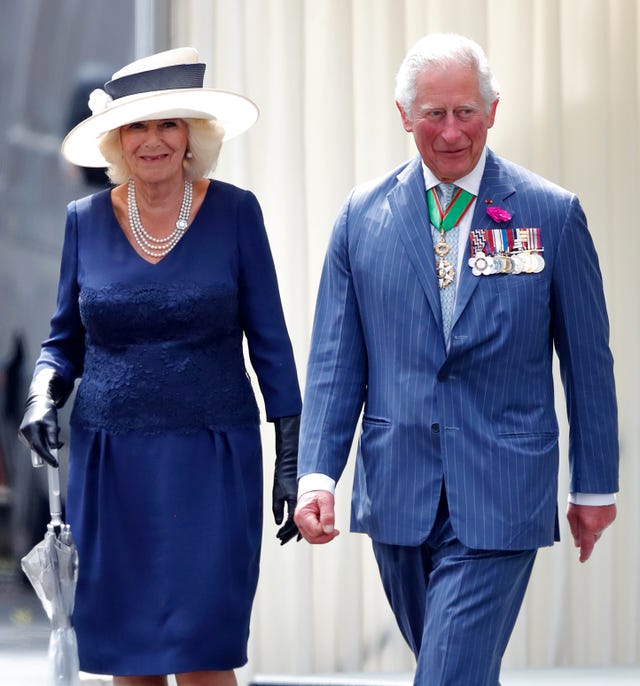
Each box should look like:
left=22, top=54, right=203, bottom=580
left=299, top=149, right=618, bottom=550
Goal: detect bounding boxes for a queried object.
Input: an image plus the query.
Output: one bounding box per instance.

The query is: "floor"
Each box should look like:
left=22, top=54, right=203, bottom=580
left=1, top=661, right=639, bottom=686
left=249, top=668, right=640, bottom=686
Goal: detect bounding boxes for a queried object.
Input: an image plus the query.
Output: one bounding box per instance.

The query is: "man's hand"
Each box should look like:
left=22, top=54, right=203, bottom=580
left=566, top=503, right=616, bottom=563
left=294, top=490, right=340, bottom=544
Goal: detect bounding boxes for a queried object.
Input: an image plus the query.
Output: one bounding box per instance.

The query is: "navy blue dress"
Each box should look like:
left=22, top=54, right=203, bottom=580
left=35, top=181, right=302, bottom=676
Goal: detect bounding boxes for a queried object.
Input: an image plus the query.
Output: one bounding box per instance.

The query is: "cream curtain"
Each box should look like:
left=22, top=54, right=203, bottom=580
left=172, top=0, right=640, bottom=679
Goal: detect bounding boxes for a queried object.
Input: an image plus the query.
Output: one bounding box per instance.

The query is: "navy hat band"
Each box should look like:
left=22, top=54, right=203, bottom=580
left=105, top=63, right=206, bottom=100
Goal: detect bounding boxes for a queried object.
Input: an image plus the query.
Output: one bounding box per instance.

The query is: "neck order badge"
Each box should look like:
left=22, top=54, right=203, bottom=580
left=426, top=186, right=475, bottom=289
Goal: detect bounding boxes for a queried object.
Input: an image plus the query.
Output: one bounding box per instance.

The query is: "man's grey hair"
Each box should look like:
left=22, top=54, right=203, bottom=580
left=395, top=33, right=500, bottom=118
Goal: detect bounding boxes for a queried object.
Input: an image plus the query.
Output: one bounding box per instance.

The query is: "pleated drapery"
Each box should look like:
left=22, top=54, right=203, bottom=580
left=173, top=0, right=640, bottom=679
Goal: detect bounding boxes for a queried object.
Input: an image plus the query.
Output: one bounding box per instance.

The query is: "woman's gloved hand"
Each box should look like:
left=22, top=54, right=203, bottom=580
left=273, top=414, right=302, bottom=545
left=18, top=368, right=71, bottom=468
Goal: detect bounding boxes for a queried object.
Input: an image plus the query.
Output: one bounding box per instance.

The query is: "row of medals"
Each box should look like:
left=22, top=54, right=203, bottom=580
left=467, top=228, right=545, bottom=277
left=468, top=249, right=545, bottom=276
left=435, top=228, right=545, bottom=289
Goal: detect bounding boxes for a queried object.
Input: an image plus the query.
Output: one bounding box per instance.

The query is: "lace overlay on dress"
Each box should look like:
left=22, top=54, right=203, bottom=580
left=71, top=282, right=259, bottom=434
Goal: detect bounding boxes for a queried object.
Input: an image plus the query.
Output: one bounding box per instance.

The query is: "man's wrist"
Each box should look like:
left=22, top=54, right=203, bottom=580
left=297, top=473, right=336, bottom=499
left=568, top=492, right=616, bottom=506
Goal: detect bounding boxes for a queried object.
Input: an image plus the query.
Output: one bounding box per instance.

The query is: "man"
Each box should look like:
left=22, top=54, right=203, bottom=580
left=294, top=33, right=618, bottom=685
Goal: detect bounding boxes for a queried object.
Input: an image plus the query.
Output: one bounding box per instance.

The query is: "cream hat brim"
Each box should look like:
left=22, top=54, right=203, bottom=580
left=61, top=87, right=259, bottom=168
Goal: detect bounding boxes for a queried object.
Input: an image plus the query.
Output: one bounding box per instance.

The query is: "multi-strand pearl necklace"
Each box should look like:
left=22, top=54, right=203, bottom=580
left=127, top=178, right=193, bottom=258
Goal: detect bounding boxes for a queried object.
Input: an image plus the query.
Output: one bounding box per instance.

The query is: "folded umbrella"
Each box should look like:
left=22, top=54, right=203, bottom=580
left=21, top=449, right=80, bottom=686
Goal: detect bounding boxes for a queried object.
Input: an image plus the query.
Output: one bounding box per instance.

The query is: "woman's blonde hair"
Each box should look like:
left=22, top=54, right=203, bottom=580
left=97, top=118, right=225, bottom=185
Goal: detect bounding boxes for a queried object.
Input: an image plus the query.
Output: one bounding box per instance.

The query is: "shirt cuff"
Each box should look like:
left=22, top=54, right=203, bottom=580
left=298, top=473, right=336, bottom=498
left=568, top=492, right=617, bottom=506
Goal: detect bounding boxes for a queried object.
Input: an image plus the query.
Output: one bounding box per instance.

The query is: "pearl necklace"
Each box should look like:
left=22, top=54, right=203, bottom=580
left=127, top=178, right=193, bottom=258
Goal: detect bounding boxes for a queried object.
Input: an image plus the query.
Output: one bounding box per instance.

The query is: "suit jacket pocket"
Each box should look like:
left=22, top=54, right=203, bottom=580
left=362, top=414, right=391, bottom=427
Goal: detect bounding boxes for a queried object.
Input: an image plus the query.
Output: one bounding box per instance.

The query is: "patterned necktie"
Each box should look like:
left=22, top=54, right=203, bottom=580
left=434, top=183, right=457, bottom=341
left=439, top=182, right=455, bottom=209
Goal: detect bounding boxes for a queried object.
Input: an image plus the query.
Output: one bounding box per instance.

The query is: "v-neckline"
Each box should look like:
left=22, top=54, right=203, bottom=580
left=109, top=181, right=211, bottom=266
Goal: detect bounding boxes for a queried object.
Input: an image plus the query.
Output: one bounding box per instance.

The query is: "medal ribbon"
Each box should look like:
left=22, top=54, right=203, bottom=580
left=426, top=187, right=476, bottom=232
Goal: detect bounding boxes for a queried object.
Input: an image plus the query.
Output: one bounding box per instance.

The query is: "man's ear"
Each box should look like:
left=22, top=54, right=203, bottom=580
left=487, top=98, right=499, bottom=129
left=396, top=101, right=413, bottom=132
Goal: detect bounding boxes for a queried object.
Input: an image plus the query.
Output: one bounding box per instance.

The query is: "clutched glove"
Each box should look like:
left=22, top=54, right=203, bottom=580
left=18, top=368, right=71, bottom=468
left=273, top=414, right=302, bottom=545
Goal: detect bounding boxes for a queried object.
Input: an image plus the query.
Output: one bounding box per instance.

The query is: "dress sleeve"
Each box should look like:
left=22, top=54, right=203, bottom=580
left=35, top=200, right=86, bottom=386
left=236, top=190, right=301, bottom=420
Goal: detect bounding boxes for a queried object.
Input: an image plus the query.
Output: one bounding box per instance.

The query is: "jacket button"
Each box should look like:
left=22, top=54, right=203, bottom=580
left=431, top=423, right=440, bottom=433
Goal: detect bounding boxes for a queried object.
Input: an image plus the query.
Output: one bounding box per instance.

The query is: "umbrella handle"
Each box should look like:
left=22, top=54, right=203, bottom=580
left=47, top=460, right=64, bottom=528
left=31, top=449, right=64, bottom=527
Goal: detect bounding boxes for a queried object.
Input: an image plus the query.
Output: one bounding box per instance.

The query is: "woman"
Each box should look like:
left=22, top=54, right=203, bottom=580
left=18, top=48, right=302, bottom=686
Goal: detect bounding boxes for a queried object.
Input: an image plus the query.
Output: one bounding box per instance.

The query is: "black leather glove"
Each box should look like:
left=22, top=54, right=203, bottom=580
left=273, top=414, right=302, bottom=545
left=18, top=368, right=71, bottom=468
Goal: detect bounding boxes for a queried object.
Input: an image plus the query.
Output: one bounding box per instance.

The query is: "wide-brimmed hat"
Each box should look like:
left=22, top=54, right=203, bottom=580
left=61, top=47, right=259, bottom=167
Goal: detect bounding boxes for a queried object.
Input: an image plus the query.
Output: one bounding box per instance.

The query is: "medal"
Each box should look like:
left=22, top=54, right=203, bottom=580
left=468, top=251, right=492, bottom=276
left=427, top=187, right=476, bottom=289
left=434, top=239, right=454, bottom=287
left=510, top=253, right=524, bottom=274
left=531, top=253, right=545, bottom=273
left=436, top=256, right=455, bottom=288
left=501, top=256, right=513, bottom=274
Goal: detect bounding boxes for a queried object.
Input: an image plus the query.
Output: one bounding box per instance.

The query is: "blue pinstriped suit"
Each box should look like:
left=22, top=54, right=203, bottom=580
left=299, top=149, right=618, bottom=683
left=300, top=149, right=618, bottom=550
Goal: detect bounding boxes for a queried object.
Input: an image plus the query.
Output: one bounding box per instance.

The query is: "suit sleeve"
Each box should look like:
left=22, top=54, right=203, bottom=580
left=551, top=195, right=619, bottom=494
left=299, top=194, right=368, bottom=482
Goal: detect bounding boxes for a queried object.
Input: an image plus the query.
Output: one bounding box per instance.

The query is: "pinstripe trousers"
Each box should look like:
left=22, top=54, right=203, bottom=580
left=372, top=485, right=537, bottom=686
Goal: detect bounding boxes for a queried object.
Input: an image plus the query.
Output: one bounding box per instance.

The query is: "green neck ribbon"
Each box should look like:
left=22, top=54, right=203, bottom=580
left=426, top=186, right=475, bottom=233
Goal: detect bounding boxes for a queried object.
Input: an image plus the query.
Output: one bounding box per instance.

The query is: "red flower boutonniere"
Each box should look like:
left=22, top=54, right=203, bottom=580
left=486, top=205, right=512, bottom=223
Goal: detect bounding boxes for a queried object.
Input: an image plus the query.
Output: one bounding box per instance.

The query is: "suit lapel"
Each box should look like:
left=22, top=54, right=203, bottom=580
left=452, top=151, right=516, bottom=328
left=389, top=156, right=442, bottom=324
left=389, top=152, right=518, bottom=337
